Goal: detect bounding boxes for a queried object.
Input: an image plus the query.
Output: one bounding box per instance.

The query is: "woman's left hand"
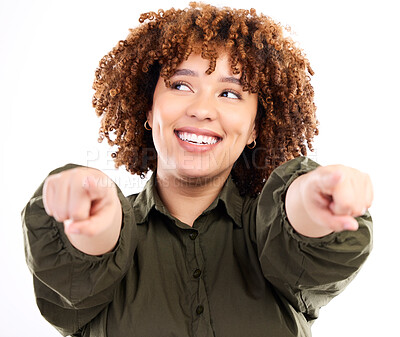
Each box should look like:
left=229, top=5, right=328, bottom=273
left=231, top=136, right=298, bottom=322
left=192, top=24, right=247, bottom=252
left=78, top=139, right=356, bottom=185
left=285, top=165, right=374, bottom=237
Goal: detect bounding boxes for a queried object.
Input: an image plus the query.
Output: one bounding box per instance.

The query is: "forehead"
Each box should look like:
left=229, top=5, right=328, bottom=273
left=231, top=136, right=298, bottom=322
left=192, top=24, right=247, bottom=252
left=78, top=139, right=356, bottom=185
left=174, top=52, right=241, bottom=77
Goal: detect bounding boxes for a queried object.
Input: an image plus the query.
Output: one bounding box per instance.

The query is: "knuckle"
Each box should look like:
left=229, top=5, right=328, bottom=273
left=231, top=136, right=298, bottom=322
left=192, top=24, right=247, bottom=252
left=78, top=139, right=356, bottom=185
left=50, top=172, right=63, bottom=184
left=69, top=197, right=91, bottom=218
left=350, top=202, right=366, bottom=216
left=52, top=212, right=63, bottom=222
left=340, top=202, right=353, bottom=212
left=70, top=209, right=89, bottom=222
left=333, top=203, right=352, bottom=215
left=55, top=210, right=68, bottom=222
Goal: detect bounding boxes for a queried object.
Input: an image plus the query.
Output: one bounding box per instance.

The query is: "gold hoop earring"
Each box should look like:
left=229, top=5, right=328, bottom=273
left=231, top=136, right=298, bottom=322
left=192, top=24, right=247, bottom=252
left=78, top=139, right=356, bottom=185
left=144, top=120, right=152, bottom=131
left=247, top=140, right=256, bottom=149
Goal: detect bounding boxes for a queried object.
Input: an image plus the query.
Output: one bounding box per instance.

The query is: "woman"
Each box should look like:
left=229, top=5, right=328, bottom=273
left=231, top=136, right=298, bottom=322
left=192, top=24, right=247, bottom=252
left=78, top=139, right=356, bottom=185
left=22, top=3, right=373, bottom=336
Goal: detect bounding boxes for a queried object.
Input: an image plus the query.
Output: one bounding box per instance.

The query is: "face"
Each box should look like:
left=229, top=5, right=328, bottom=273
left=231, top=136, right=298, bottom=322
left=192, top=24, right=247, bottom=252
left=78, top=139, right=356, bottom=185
left=147, top=52, right=258, bottom=182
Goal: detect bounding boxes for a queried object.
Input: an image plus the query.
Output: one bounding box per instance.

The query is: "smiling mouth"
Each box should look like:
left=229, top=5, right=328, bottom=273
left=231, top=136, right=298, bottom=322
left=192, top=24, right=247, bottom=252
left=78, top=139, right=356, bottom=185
left=175, top=131, right=221, bottom=145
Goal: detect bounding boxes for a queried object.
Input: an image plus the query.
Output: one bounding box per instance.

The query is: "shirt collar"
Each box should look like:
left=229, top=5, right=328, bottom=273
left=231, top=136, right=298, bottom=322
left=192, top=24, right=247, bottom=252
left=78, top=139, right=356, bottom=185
left=218, top=176, right=243, bottom=228
left=132, top=172, right=243, bottom=228
left=132, top=172, right=163, bottom=224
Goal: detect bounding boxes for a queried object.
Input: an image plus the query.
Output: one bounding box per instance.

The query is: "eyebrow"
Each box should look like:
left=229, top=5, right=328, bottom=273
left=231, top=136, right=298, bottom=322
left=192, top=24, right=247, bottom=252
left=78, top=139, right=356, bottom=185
left=173, top=68, right=242, bottom=86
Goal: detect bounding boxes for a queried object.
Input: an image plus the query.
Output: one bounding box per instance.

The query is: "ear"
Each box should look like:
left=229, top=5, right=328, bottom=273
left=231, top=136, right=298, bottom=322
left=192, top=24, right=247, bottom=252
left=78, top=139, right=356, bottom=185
left=246, top=128, right=257, bottom=145
left=146, top=110, right=153, bottom=128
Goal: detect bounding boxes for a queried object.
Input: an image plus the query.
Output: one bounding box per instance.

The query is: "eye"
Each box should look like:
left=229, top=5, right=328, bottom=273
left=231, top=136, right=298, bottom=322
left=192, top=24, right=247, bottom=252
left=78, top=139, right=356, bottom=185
left=220, top=90, right=242, bottom=100
left=171, top=81, right=192, bottom=92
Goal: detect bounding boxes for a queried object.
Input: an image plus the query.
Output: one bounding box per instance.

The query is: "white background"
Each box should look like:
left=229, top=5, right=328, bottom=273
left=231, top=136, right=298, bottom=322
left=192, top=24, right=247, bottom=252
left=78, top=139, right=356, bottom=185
left=1, top=0, right=399, bottom=335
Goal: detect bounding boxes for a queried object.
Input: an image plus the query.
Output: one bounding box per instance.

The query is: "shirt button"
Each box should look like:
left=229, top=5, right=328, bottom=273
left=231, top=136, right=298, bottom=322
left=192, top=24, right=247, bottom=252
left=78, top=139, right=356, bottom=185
left=193, top=269, right=202, bottom=278
left=196, top=305, right=204, bottom=315
left=189, top=231, right=198, bottom=240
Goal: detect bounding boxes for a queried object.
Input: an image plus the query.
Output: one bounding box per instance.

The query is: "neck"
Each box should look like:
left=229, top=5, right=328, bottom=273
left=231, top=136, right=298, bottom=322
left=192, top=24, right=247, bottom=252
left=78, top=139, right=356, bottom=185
left=156, top=170, right=230, bottom=226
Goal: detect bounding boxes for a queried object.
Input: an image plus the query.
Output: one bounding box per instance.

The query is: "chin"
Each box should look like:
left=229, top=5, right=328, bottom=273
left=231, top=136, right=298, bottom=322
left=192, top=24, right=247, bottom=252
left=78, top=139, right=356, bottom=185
left=174, top=164, right=231, bottom=184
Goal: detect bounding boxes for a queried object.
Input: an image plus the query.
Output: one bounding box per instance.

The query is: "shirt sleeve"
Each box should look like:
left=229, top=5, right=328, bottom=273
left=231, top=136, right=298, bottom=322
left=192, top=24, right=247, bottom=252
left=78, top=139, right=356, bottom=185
left=21, top=164, right=137, bottom=336
left=255, top=156, right=373, bottom=321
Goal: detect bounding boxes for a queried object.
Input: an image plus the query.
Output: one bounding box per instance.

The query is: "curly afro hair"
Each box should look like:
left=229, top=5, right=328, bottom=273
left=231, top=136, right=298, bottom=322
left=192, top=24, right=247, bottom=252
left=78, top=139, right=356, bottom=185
left=92, top=2, right=318, bottom=196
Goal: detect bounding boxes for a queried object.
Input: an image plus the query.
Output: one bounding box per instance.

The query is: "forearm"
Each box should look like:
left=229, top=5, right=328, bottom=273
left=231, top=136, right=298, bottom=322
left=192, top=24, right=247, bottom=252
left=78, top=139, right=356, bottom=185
left=256, top=157, right=373, bottom=319
left=23, top=175, right=137, bottom=332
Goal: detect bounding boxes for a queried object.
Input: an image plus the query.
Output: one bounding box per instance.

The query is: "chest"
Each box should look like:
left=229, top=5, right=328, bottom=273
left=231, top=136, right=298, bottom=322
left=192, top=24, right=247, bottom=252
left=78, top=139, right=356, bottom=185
left=101, top=213, right=304, bottom=337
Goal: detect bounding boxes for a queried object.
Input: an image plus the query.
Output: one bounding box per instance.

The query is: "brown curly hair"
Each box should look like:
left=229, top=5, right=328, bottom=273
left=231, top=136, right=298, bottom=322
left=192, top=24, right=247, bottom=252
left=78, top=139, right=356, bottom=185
left=92, top=2, right=318, bottom=196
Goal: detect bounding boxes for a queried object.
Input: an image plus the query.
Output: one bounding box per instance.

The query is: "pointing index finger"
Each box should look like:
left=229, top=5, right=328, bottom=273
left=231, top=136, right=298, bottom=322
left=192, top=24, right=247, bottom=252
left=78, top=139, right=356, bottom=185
left=317, top=168, right=343, bottom=196
left=83, top=174, right=113, bottom=201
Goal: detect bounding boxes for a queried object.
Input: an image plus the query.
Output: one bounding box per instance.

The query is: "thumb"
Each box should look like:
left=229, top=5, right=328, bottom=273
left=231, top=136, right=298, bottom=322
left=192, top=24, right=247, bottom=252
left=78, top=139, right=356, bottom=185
left=325, top=214, right=360, bottom=232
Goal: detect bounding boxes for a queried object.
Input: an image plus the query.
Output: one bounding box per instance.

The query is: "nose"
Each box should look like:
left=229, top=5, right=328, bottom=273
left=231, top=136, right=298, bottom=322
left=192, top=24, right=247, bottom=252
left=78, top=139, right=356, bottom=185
left=185, top=92, right=218, bottom=121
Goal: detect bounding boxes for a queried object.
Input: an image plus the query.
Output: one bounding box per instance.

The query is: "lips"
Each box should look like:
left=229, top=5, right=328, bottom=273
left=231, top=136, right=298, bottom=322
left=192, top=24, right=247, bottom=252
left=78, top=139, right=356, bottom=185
left=174, top=127, right=222, bottom=146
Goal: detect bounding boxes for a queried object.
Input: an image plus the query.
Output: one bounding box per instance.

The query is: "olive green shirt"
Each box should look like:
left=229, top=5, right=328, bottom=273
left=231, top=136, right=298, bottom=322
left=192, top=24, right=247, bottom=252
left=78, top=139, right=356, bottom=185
left=22, top=157, right=372, bottom=337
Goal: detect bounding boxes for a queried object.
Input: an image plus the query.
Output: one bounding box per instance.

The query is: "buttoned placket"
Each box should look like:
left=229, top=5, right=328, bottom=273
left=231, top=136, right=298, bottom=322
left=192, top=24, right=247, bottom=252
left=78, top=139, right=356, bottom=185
left=182, top=212, right=215, bottom=337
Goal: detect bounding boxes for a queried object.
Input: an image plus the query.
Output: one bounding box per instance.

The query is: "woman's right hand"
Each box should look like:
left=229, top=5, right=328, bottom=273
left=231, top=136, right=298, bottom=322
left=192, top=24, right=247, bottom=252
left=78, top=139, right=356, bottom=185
left=42, top=167, right=122, bottom=255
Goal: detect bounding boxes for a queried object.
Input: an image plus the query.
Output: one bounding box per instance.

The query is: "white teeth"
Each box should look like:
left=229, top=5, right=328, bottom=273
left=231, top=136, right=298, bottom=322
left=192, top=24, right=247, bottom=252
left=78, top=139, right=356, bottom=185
left=177, top=132, right=219, bottom=145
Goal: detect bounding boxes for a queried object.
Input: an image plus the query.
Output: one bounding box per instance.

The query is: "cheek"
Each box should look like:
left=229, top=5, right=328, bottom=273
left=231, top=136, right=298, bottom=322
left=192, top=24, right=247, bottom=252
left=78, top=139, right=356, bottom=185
left=152, top=96, right=181, bottom=127
left=151, top=110, right=168, bottom=135
left=150, top=101, right=183, bottom=154
left=221, top=113, right=255, bottom=139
